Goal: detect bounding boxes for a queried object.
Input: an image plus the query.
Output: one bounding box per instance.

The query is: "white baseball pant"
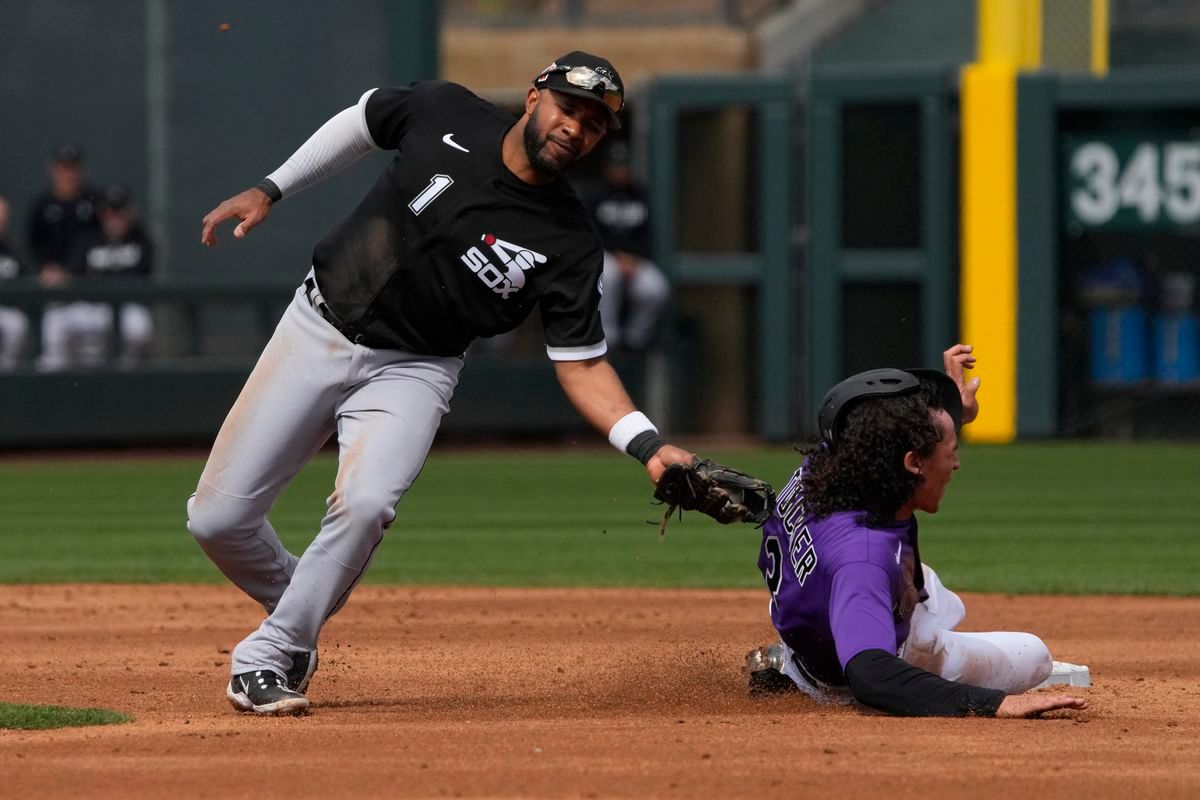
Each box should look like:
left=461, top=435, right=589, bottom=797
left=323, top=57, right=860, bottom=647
left=37, top=301, right=153, bottom=370
left=899, top=564, right=1053, bottom=692
left=0, top=306, right=29, bottom=370
left=187, top=273, right=463, bottom=678
left=778, top=564, right=1053, bottom=702
left=599, top=252, right=669, bottom=351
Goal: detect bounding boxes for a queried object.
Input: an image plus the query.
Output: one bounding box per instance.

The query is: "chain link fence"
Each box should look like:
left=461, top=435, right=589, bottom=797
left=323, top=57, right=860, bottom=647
left=1042, top=0, right=1096, bottom=73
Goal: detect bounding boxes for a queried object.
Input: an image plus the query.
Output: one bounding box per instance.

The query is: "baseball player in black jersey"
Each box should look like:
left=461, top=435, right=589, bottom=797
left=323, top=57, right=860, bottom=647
left=0, top=194, right=31, bottom=370
left=585, top=142, right=670, bottom=352
left=28, top=143, right=100, bottom=288
left=191, top=52, right=693, bottom=716
left=39, top=184, right=156, bottom=371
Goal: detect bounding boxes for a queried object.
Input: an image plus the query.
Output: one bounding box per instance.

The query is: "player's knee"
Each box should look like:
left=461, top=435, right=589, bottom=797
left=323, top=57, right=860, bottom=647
left=0, top=312, right=29, bottom=340
left=186, top=490, right=257, bottom=544
left=898, top=623, right=943, bottom=673
left=328, top=487, right=398, bottom=531
left=1012, top=633, right=1053, bottom=689
left=186, top=493, right=222, bottom=543
left=635, top=267, right=670, bottom=305
left=120, top=306, right=154, bottom=345
left=122, top=325, right=153, bottom=348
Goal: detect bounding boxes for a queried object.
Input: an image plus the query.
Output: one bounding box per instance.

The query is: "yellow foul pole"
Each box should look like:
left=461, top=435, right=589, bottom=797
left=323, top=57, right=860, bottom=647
left=1091, top=0, right=1109, bottom=76
left=960, top=0, right=1041, bottom=443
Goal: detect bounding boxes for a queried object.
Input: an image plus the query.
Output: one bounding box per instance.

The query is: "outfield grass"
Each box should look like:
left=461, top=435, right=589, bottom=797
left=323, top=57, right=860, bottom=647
left=0, top=443, right=1195, bottom=594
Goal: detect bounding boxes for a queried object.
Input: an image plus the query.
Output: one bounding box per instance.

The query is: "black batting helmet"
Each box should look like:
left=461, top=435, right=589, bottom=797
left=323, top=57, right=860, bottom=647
left=818, top=368, right=963, bottom=451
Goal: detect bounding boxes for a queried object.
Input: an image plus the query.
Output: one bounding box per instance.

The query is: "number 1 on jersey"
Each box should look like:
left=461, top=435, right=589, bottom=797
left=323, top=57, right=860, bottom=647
left=408, top=174, right=453, bottom=216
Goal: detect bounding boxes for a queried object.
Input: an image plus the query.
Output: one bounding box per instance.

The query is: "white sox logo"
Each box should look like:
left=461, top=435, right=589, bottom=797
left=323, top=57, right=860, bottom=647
left=459, top=234, right=547, bottom=299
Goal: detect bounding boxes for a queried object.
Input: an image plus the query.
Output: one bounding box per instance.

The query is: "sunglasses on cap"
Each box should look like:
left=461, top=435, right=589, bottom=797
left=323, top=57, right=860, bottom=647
left=539, top=65, right=624, bottom=114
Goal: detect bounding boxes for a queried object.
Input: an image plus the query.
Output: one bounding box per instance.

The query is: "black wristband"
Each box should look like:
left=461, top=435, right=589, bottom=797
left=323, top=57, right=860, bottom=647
left=255, top=178, right=282, bottom=203
left=626, top=431, right=666, bottom=465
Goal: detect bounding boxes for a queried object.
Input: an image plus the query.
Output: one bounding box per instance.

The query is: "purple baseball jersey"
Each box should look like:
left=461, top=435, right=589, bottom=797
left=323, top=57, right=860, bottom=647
left=756, top=466, right=923, bottom=687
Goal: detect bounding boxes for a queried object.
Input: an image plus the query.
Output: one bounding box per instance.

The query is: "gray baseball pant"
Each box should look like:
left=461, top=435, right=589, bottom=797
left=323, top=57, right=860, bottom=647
left=187, top=274, right=462, bottom=678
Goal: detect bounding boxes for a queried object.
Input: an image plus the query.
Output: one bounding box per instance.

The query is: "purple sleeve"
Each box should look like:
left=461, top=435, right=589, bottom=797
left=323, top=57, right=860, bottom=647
left=829, top=561, right=899, bottom=670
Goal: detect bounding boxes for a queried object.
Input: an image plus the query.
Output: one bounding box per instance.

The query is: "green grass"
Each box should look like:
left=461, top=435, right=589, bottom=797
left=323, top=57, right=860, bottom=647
left=0, top=703, right=132, bottom=730
left=0, top=443, right=1196, bottom=594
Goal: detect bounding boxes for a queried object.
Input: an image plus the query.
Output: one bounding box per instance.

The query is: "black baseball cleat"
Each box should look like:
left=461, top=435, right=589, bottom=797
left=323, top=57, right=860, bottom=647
left=285, top=649, right=318, bottom=693
left=227, top=670, right=310, bottom=716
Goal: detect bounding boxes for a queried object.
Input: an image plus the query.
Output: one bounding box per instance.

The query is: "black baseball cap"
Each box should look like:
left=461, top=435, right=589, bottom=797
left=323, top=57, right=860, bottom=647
left=101, top=182, right=132, bottom=211
left=606, top=140, right=632, bottom=167
left=818, top=368, right=963, bottom=451
left=52, top=142, right=84, bottom=165
left=533, top=51, right=624, bottom=129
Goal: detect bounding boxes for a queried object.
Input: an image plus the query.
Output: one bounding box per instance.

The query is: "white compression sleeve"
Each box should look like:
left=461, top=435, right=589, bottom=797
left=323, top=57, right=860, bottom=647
left=265, top=89, right=381, bottom=200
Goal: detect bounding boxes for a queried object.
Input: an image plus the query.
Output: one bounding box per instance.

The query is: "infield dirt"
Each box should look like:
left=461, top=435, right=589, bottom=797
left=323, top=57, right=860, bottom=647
left=0, top=585, right=1196, bottom=799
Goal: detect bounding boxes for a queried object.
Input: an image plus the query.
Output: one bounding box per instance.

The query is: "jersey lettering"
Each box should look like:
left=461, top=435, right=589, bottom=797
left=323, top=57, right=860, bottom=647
left=86, top=243, right=143, bottom=272
left=478, top=262, right=506, bottom=288
left=773, top=467, right=818, bottom=586
left=776, top=469, right=805, bottom=535
left=408, top=174, right=454, bottom=215
left=789, top=525, right=818, bottom=586
left=457, top=234, right=548, bottom=299
left=460, top=246, right=489, bottom=273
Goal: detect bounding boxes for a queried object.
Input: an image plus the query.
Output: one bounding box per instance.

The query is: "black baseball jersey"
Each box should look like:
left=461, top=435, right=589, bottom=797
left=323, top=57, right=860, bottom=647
left=27, top=188, right=100, bottom=267
left=70, top=225, right=154, bottom=278
left=586, top=182, right=651, bottom=258
left=0, top=239, right=23, bottom=281
left=312, top=81, right=606, bottom=360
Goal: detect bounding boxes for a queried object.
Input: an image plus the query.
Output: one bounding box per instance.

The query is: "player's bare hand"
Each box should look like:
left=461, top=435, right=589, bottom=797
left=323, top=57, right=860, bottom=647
left=201, top=188, right=274, bottom=246
left=647, top=444, right=694, bottom=484
left=995, top=693, right=1088, bottom=718
left=942, top=343, right=981, bottom=424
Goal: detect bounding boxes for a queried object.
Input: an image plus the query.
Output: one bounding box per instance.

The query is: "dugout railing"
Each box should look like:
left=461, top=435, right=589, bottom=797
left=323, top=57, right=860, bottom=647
left=0, top=282, right=648, bottom=448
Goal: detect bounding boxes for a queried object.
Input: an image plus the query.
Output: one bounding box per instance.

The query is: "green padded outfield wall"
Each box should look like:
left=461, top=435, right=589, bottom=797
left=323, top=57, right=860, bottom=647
left=0, top=1, right=438, bottom=282
left=0, top=1, right=440, bottom=447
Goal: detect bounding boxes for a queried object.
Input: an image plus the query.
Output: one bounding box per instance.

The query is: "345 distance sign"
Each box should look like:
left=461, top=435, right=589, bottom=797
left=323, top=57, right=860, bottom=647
left=1065, top=134, right=1200, bottom=231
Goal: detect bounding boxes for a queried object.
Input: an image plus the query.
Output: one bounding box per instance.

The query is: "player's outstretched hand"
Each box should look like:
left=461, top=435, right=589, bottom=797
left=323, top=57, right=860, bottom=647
left=201, top=187, right=274, bottom=246
left=995, top=693, right=1088, bottom=718
left=646, top=444, right=694, bottom=484
left=942, top=343, right=981, bottom=424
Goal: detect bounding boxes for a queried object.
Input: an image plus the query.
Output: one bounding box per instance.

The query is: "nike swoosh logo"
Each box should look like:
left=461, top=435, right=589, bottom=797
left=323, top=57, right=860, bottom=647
left=442, top=133, right=469, bottom=153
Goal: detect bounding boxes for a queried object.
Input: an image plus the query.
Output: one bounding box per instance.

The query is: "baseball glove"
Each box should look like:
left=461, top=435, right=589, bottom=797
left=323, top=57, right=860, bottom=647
left=653, top=457, right=775, bottom=535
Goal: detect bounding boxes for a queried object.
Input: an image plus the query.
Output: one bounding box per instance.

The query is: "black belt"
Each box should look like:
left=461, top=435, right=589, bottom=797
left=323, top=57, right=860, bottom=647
left=304, top=276, right=364, bottom=345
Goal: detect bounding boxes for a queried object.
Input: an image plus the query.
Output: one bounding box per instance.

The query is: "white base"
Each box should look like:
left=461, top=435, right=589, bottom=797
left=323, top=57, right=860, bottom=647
left=1035, top=661, right=1091, bottom=688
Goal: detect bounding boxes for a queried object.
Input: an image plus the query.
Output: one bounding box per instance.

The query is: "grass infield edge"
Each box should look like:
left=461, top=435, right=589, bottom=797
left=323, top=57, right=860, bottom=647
left=0, top=703, right=133, bottom=730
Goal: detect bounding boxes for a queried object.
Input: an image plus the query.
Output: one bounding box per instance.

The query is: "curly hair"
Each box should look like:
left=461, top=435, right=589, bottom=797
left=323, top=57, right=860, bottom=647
left=801, top=388, right=944, bottom=527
